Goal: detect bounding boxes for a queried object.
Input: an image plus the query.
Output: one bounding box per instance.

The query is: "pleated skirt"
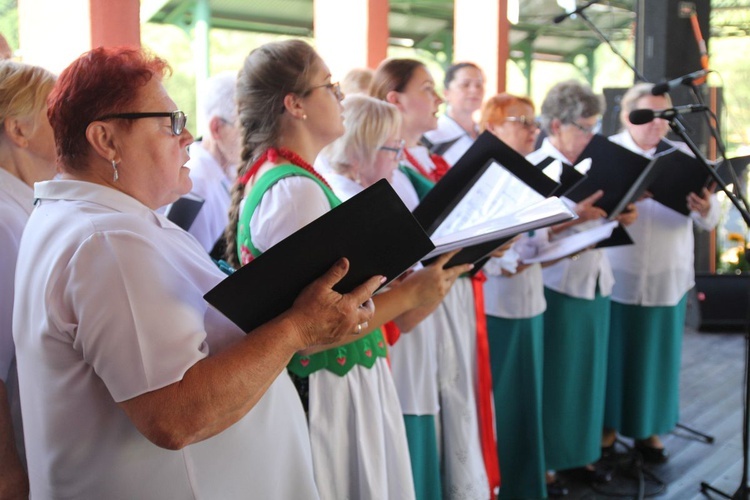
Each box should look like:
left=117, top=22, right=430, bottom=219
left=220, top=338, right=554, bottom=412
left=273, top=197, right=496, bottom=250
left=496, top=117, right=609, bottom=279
left=542, top=288, right=610, bottom=471
left=487, top=314, right=547, bottom=500
left=603, top=296, right=687, bottom=439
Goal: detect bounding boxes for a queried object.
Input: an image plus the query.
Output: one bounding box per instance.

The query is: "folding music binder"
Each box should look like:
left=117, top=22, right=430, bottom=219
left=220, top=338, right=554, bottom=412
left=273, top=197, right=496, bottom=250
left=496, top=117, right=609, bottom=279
left=204, top=179, right=434, bottom=332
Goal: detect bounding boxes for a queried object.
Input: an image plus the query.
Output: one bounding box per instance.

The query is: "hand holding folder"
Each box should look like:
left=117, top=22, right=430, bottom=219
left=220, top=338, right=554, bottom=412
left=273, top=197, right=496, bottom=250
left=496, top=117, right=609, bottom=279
left=566, top=134, right=652, bottom=217
left=204, top=180, right=435, bottom=332
left=413, top=131, right=571, bottom=269
left=646, top=147, right=714, bottom=216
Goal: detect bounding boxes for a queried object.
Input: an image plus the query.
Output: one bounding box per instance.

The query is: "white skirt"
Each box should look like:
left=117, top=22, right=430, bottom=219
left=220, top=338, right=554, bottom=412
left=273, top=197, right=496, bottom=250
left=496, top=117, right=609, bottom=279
left=309, top=359, right=416, bottom=500
left=437, top=278, right=490, bottom=500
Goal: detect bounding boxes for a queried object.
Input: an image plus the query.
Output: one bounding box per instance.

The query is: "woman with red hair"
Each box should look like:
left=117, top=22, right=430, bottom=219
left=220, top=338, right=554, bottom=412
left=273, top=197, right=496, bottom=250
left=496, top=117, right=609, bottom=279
left=14, top=46, right=379, bottom=498
left=478, top=93, right=552, bottom=499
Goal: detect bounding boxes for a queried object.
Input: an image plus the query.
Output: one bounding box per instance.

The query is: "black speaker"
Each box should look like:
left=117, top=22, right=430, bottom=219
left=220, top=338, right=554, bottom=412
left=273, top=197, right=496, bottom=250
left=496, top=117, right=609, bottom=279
left=635, top=0, right=711, bottom=82
left=601, top=87, right=627, bottom=137
left=695, top=273, right=750, bottom=332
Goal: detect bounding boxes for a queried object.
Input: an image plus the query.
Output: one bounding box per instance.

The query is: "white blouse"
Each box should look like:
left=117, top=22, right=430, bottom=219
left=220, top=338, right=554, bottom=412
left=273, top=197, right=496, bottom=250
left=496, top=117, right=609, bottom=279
left=14, top=180, right=317, bottom=499
left=527, top=139, right=615, bottom=299
left=0, top=168, right=33, bottom=466
left=483, top=233, right=548, bottom=319
left=606, top=131, right=720, bottom=306
left=423, top=114, right=476, bottom=166
left=181, top=142, right=235, bottom=252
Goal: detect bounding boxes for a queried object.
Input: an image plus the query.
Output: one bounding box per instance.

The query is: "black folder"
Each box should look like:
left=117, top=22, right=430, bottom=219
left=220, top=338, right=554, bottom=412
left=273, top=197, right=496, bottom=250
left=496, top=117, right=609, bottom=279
left=716, top=155, right=750, bottom=186
left=595, top=224, right=633, bottom=248
left=647, top=148, right=713, bottom=216
left=533, top=157, right=588, bottom=198
left=414, top=131, right=561, bottom=269
left=203, top=179, right=435, bottom=333
left=166, top=194, right=204, bottom=230
left=566, top=134, right=652, bottom=216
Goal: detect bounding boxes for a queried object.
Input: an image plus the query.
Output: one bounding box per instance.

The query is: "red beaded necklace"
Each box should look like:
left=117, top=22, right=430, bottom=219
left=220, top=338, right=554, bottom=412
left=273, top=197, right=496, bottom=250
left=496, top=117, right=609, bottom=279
left=403, top=147, right=450, bottom=183
left=238, top=146, right=331, bottom=189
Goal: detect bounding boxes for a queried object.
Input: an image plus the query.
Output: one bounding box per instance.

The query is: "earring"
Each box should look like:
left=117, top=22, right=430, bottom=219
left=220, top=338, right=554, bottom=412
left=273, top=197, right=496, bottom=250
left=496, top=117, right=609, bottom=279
left=111, top=160, right=119, bottom=182
left=302, top=114, right=308, bottom=120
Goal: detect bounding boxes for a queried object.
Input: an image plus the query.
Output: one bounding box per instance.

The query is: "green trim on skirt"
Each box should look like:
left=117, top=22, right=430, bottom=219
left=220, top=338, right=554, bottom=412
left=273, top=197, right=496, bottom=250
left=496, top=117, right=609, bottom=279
left=603, top=296, right=687, bottom=439
left=542, top=288, right=610, bottom=471
left=403, top=414, right=442, bottom=500
left=487, top=314, right=547, bottom=500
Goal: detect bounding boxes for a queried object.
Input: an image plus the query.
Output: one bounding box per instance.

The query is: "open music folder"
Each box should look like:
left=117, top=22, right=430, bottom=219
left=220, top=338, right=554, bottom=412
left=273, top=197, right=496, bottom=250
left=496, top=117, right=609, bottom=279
left=533, top=157, right=588, bottom=198
left=647, top=147, right=714, bottom=216
left=566, top=134, right=653, bottom=217
left=522, top=220, right=620, bottom=265
left=203, top=179, right=435, bottom=332
left=414, top=131, right=569, bottom=268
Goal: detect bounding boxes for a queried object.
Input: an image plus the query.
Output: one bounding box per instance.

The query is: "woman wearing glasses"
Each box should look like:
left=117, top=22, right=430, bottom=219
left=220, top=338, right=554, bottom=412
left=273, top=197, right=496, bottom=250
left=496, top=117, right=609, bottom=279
left=370, top=58, right=498, bottom=500
left=14, top=46, right=380, bottom=498
left=527, top=80, right=636, bottom=487
left=478, top=93, right=554, bottom=499
left=224, top=41, right=459, bottom=499
left=602, top=82, right=718, bottom=463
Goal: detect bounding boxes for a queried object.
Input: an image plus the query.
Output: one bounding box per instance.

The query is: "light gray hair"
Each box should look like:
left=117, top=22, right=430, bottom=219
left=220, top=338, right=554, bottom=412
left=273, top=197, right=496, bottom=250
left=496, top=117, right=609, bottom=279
left=539, top=79, right=604, bottom=134
left=200, top=71, right=237, bottom=130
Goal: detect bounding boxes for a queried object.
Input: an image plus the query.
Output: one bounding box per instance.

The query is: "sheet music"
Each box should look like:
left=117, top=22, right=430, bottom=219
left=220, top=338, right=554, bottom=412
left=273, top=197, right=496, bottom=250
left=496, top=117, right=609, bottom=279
left=521, top=219, right=618, bottom=264
left=431, top=160, right=546, bottom=239
left=424, top=197, right=575, bottom=259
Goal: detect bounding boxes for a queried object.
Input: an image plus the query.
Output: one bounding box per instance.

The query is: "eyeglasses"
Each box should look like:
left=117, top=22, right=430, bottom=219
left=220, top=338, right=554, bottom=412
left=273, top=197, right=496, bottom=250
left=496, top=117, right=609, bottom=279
left=505, top=116, right=540, bottom=129
left=93, top=111, right=187, bottom=136
left=379, top=139, right=405, bottom=161
left=567, top=120, right=599, bottom=135
left=305, top=81, right=344, bottom=101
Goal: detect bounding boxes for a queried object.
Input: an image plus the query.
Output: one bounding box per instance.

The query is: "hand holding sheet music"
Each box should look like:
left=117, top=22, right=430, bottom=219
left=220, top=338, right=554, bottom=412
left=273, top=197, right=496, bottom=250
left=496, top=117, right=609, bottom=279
left=423, top=197, right=576, bottom=260
left=414, top=131, right=564, bottom=268
left=521, top=220, right=620, bottom=264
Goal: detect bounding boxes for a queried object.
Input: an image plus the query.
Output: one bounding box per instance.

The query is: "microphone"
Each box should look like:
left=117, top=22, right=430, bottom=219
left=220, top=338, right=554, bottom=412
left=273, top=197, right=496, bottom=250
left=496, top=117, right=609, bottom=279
left=553, top=0, right=601, bottom=24
left=651, top=69, right=711, bottom=95
left=628, top=104, right=709, bottom=125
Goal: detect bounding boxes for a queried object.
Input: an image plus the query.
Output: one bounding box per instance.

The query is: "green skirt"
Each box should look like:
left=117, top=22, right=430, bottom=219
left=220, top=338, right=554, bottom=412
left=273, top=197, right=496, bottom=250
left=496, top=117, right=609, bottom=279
left=487, top=314, right=547, bottom=500
left=403, top=414, right=442, bottom=500
left=603, top=296, right=687, bottom=439
left=542, top=288, right=610, bottom=470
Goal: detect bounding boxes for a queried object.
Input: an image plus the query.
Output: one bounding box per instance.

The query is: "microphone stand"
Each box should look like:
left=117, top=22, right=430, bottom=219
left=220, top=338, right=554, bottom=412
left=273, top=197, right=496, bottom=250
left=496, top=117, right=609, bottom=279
left=575, top=10, right=648, bottom=82
left=666, top=115, right=750, bottom=500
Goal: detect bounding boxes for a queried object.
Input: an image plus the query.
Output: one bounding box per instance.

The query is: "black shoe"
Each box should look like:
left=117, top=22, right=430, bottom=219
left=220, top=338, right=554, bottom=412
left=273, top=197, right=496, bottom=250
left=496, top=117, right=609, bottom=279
left=546, top=478, right=569, bottom=497
left=564, top=465, right=613, bottom=484
left=634, top=441, right=669, bottom=464
left=601, top=443, right=616, bottom=460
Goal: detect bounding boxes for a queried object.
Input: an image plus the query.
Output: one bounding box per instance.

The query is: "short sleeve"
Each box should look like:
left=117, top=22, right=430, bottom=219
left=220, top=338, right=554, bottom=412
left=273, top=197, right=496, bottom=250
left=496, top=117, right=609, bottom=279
left=250, top=176, right=332, bottom=253
left=64, top=230, right=210, bottom=402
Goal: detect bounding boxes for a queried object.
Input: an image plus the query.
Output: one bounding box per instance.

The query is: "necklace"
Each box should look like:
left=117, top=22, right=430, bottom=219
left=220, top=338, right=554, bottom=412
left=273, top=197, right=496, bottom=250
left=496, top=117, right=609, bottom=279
left=403, top=147, right=450, bottom=183
left=238, top=147, right=331, bottom=189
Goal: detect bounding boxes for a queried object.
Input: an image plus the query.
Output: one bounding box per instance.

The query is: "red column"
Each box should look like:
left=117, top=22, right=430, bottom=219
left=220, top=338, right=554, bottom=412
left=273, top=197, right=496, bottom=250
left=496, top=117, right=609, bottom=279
left=90, top=0, right=141, bottom=49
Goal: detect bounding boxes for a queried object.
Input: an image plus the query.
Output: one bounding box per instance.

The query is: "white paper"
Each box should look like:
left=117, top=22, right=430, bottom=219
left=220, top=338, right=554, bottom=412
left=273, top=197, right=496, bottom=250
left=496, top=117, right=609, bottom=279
left=431, top=160, right=546, bottom=239
left=521, top=219, right=619, bottom=264
left=423, top=197, right=576, bottom=260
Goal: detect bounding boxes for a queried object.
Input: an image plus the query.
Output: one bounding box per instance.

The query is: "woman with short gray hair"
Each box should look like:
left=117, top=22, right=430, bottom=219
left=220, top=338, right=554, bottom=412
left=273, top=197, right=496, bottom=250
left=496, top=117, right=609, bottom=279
left=528, top=79, right=637, bottom=488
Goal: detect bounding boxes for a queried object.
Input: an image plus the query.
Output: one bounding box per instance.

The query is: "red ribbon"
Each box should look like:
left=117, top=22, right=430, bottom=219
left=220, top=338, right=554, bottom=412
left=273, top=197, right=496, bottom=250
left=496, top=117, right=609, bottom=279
left=472, top=271, right=501, bottom=498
